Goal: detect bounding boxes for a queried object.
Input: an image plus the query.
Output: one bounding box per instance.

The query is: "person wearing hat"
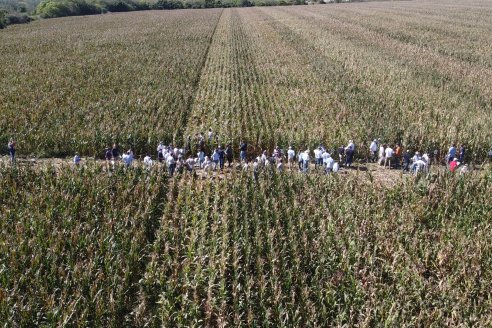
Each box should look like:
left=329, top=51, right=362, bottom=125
left=73, top=153, right=81, bottom=166
left=287, top=146, right=295, bottom=169
left=303, top=149, right=310, bottom=173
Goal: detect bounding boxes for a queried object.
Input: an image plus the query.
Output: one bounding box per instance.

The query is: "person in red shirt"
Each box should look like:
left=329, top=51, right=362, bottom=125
left=449, top=158, right=459, bottom=173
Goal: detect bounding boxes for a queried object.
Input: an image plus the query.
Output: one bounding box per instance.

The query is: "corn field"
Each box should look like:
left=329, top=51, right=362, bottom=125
left=2, top=0, right=492, bottom=326
left=1, top=165, right=491, bottom=326
left=1, top=0, right=492, bottom=159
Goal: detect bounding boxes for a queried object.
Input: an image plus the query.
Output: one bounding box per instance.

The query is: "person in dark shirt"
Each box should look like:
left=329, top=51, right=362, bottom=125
left=111, top=143, right=120, bottom=160
left=239, top=141, right=247, bottom=162
left=225, top=144, right=233, bottom=167
left=459, top=144, right=465, bottom=163
left=402, top=150, right=411, bottom=172
left=105, top=147, right=112, bottom=161
left=217, top=145, right=225, bottom=170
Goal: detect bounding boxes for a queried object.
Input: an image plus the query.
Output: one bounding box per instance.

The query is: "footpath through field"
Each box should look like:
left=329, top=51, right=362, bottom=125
left=2, top=155, right=487, bottom=189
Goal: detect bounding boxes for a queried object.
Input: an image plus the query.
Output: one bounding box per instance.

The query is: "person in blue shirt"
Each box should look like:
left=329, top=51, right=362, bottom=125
left=447, top=143, right=457, bottom=163
left=239, top=141, right=247, bottom=162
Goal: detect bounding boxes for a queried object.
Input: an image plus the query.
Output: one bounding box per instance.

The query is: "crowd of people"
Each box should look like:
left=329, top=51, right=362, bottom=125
left=5, top=133, right=492, bottom=178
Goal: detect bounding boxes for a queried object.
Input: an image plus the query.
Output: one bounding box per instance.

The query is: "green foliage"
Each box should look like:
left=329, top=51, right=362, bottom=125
left=1, top=165, right=491, bottom=325
left=36, top=0, right=101, bottom=18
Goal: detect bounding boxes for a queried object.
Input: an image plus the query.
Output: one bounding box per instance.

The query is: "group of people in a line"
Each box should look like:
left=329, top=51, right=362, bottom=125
left=5, top=133, right=491, bottom=179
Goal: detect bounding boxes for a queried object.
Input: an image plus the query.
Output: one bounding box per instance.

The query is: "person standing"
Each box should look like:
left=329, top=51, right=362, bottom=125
left=324, top=153, right=334, bottom=174
left=287, top=146, right=295, bottom=169
left=459, top=144, right=466, bottom=163
left=394, top=144, right=402, bottom=168
left=239, top=141, right=247, bottom=162
left=144, top=154, right=153, bottom=169
left=112, top=143, right=120, bottom=161
left=211, top=148, right=220, bottom=171
left=166, top=153, right=176, bottom=176
left=8, top=138, right=16, bottom=164
left=447, top=143, right=457, bottom=163
left=338, top=145, right=345, bottom=164
left=225, top=144, right=233, bottom=168
left=345, top=141, right=355, bottom=168
left=402, top=150, right=411, bottom=172
left=384, top=145, right=394, bottom=169
left=369, top=139, right=378, bottom=162
left=105, top=147, right=112, bottom=161
left=303, top=149, right=310, bottom=173
left=314, top=146, right=323, bottom=170
left=217, top=145, right=225, bottom=170
left=73, top=153, right=81, bottom=166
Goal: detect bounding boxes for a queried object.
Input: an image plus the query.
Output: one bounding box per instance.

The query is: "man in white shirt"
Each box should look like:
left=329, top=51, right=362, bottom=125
left=324, top=153, right=334, bottom=174
left=144, top=155, right=153, bottom=169
left=369, top=139, right=378, bottom=162
left=303, top=150, right=310, bottom=173
left=166, top=154, right=176, bottom=176
left=314, top=147, right=323, bottom=170
left=287, top=146, right=295, bottom=169
left=384, top=145, right=394, bottom=168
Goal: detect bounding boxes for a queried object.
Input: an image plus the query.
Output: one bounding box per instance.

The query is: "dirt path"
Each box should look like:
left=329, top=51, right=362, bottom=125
left=3, top=155, right=482, bottom=188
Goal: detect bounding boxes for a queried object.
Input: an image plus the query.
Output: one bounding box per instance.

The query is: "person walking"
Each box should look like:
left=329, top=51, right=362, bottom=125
left=378, top=144, right=386, bottom=166
left=8, top=138, right=16, bottom=164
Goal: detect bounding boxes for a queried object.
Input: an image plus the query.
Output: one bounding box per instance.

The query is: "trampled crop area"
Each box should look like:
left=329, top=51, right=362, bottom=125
left=1, top=0, right=492, bottom=158
left=2, top=0, right=492, bottom=326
